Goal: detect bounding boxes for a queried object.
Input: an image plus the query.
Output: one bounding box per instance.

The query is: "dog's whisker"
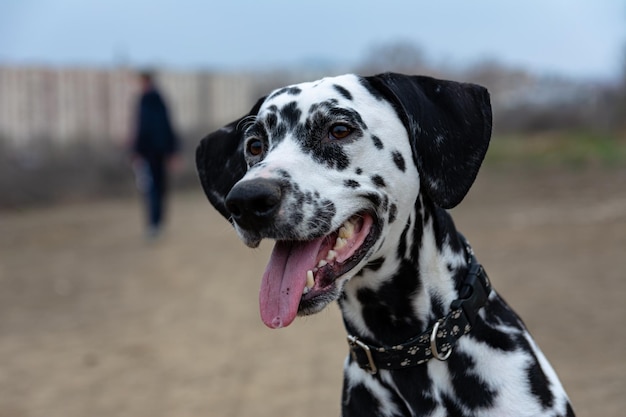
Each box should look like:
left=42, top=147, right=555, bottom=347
left=236, top=115, right=257, bottom=131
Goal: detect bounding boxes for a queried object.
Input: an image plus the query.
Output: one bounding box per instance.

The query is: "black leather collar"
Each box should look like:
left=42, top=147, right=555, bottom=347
left=347, top=237, right=491, bottom=374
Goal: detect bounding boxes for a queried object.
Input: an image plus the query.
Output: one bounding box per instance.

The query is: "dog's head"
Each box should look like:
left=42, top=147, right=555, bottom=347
left=196, top=73, right=491, bottom=328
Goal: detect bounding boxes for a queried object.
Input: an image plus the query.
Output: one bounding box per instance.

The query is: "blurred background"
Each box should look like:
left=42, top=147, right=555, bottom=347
left=0, top=1, right=625, bottom=416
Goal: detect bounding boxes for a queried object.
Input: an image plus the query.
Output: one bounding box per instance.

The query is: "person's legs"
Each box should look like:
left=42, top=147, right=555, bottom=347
left=147, top=156, right=166, bottom=236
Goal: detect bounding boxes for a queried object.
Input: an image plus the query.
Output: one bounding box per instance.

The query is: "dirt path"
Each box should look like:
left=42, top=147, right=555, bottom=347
left=1, top=167, right=625, bottom=417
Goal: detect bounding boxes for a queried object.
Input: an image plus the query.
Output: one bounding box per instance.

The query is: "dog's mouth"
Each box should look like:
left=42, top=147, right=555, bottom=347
left=259, top=212, right=379, bottom=329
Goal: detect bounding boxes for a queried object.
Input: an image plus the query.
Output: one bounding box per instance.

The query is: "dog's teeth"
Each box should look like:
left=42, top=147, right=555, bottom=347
left=306, top=270, right=315, bottom=289
left=339, top=221, right=355, bottom=239
left=334, top=237, right=347, bottom=250
left=317, top=259, right=328, bottom=268
left=326, top=250, right=337, bottom=261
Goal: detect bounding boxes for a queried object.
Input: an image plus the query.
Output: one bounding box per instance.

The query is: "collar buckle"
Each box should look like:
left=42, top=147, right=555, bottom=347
left=450, top=262, right=491, bottom=326
left=347, top=335, right=378, bottom=374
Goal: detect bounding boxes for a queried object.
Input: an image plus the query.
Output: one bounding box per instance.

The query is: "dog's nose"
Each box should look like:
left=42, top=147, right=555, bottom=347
left=225, top=178, right=282, bottom=229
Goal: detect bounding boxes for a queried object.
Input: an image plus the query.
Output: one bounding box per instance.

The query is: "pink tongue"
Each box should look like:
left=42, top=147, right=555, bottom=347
left=259, top=238, right=324, bottom=329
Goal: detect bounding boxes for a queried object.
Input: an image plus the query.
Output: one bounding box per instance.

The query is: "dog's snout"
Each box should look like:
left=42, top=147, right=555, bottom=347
left=225, top=178, right=282, bottom=229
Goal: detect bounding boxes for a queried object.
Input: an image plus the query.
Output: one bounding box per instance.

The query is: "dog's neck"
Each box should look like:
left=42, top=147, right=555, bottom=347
left=339, top=195, right=469, bottom=347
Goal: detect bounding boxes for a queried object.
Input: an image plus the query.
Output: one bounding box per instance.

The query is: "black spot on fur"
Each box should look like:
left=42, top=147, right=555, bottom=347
left=265, top=112, right=278, bottom=131
left=327, top=107, right=367, bottom=130
left=279, top=101, right=302, bottom=130
left=388, top=203, right=397, bottom=223
left=397, top=220, right=411, bottom=259
left=363, top=192, right=381, bottom=208
left=527, top=359, right=555, bottom=409
left=429, top=294, right=445, bottom=319
left=469, top=317, right=518, bottom=352
left=389, top=367, right=438, bottom=416
left=288, top=209, right=304, bottom=226
left=418, top=194, right=428, bottom=224
left=355, top=167, right=363, bottom=175
left=304, top=191, right=313, bottom=204
left=482, top=296, right=524, bottom=328
left=311, top=199, right=336, bottom=232
left=341, top=358, right=414, bottom=417
left=333, top=84, right=353, bottom=100
left=274, top=169, right=291, bottom=179
left=357, top=260, right=423, bottom=343
left=298, top=107, right=359, bottom=170
left=441, top=393, right=467, bottom=417
left=381, top=195, right=389, bottom=211
left=359, top=76, right=385, bottom=101
left=372, top=135, right=384, bottom=150
left=317, top=145, right=350, bottom=170
left=281, top=183, right=335, bottom=237
left=364, top=257, right=385, bottom=271
left=344, top=179, right=360, bottom=188
left=268, top=86, right=302, bottom=100
left=392, top=150, right=406, bottom=172
left=269, top=122, right=288, bottom=147
left=371, top=175, right=386, bottom=188
left=296, top=191, right=305, bottom=206
left=308, top=98, right=339, bottom=115
left=408, top=204, right=425, bottom=264
left=448, top=351, right=496, bottom=409
left=432, top=206, right=458, bottom=251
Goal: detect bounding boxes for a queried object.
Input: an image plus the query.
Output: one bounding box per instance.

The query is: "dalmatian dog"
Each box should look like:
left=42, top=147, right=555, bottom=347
left=196, top=73, right=575, bottom=417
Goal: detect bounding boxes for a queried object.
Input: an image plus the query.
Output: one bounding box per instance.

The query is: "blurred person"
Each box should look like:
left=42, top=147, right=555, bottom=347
left=130, top=70, right=180, bottom=240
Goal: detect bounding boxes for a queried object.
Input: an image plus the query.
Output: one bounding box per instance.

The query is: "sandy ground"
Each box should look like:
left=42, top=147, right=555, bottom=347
left=1, top=167, right=625, bottom=417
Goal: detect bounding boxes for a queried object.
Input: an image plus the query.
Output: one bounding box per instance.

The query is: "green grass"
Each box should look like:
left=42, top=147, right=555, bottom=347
left=485, top=131, right=626, bottom=168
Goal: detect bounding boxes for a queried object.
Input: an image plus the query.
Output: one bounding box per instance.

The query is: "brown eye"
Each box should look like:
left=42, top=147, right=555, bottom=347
left=329, top=124, right=352, bottom=140
left=246, top=138, right=263, bottom=156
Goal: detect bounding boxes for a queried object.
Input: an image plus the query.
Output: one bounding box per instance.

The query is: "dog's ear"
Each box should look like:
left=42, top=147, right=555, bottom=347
left=196, top=97, right=266, bottom=220
left=365, top=73, right=492, bottom=209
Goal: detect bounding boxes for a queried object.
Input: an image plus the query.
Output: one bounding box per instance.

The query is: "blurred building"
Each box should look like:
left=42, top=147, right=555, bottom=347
left=0, top=66, right=255, bottom=149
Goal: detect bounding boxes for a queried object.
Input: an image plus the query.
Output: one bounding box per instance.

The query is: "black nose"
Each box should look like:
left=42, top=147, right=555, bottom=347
left=225, top=178, right=282, bottom=229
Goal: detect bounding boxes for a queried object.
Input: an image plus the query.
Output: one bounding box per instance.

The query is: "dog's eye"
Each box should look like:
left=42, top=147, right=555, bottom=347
left=246, top=138, right=264, bottom=156
left=329, top=124, right=352, bottom=140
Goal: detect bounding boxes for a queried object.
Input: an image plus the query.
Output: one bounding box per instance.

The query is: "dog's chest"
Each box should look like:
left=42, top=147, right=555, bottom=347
left=340, top=290, right=573, bottom=417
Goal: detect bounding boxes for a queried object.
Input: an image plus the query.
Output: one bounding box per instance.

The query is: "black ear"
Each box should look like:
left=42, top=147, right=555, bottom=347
left=365, top=73, right=492, bottom=209
left=196, top=97, right=266, bottom=220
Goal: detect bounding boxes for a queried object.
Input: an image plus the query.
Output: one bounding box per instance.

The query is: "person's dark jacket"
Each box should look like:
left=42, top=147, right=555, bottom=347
left=133, top=89, right=179, bottom=158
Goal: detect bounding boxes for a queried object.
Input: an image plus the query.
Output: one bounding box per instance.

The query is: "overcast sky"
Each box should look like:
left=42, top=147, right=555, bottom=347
left=0, top=0, right=624, bottom=81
